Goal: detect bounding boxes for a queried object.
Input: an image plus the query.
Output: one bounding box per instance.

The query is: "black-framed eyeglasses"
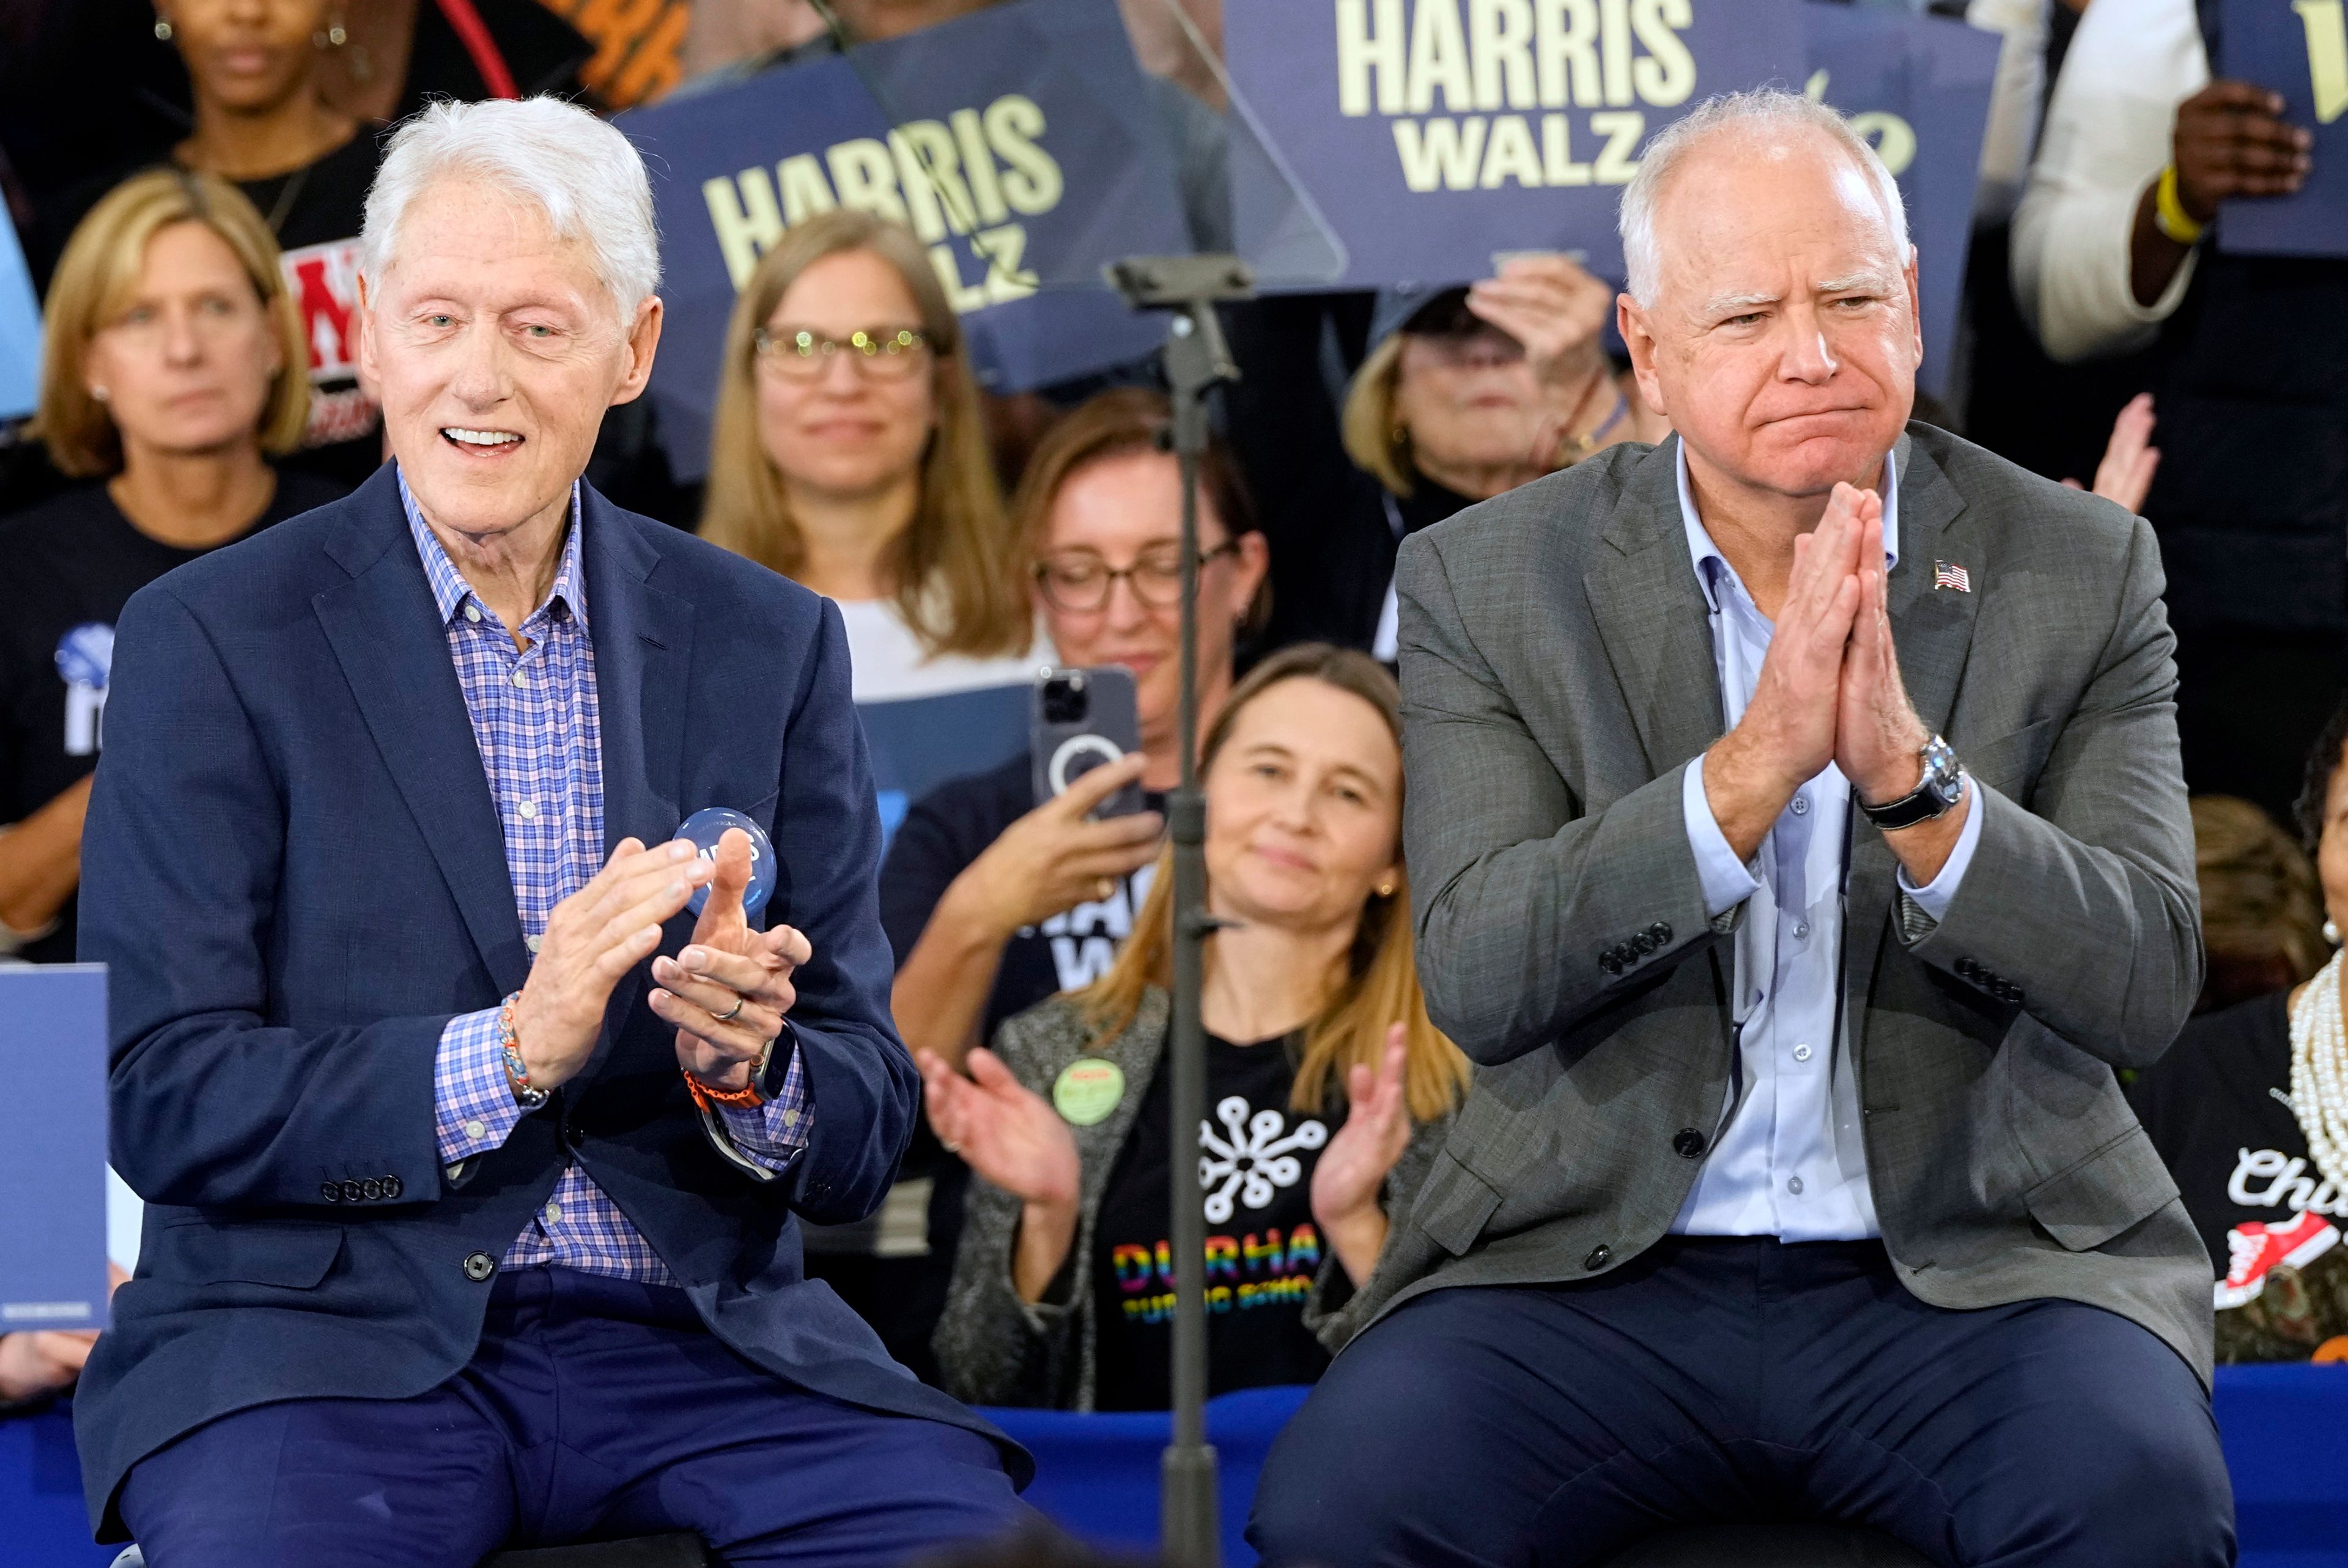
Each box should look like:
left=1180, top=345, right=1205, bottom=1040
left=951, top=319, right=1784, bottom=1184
left=752, top=325, right=930, bottom=380
left=1031, top=541, right=1239, bottom=613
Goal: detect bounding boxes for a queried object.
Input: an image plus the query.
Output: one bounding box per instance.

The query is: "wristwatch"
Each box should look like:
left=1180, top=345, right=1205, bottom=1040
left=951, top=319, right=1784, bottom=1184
left=1859, top=734, right=1965, bottom=830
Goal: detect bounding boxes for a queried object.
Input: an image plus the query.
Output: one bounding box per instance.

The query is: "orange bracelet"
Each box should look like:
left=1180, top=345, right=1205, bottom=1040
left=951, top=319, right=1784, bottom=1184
left=683, top=1067, right=766, bottom=1111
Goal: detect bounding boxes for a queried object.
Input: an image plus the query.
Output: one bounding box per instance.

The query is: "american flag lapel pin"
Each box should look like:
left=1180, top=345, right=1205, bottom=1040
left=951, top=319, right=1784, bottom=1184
left=1932, top=560, right=1971, bottom=594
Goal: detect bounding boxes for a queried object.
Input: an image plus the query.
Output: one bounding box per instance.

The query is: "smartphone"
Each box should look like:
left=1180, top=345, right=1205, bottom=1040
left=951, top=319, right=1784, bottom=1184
left=1031, top=666, right=1146, bottom=818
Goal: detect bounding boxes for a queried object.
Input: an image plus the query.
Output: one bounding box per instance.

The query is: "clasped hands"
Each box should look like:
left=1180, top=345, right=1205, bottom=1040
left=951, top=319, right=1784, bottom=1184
left=512, top=827, right=811, bottom=1098
left=1703, top=483, right=1959, bottom=873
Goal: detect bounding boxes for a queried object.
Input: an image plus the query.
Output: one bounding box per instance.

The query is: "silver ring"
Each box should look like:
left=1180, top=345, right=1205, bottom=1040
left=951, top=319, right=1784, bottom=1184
left=714, top=995, right=745, bottom=1023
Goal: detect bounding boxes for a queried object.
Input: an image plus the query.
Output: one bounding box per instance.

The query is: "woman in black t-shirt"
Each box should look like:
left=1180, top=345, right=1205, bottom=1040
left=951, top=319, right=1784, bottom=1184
left=922, top=646, right=1472, bottom=1410
left=2130, top=713, right=2348, bottom=1361
left=0, top=169, right=338, bottom=967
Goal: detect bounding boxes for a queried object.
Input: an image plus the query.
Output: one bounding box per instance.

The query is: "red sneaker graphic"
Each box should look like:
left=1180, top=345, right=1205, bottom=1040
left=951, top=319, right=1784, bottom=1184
left=2218, top=1211, right=2341, bottom=1309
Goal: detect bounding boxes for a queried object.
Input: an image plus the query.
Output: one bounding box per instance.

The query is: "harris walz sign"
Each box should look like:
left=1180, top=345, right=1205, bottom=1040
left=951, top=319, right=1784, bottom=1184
left=617, top=0, right=1191, bottom=478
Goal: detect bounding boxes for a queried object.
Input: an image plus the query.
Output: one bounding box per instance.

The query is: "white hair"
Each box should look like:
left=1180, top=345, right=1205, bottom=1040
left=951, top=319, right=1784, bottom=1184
left=1618, top=89, right=1909, bottom=306
left=360, top=96, right=660, bottom=321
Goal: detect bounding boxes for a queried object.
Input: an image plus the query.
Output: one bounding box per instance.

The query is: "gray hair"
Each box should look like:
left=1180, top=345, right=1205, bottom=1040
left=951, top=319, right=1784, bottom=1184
left=360, top=96, right=661, bottom=322
left=1618, top=89, right=1909, bottom=306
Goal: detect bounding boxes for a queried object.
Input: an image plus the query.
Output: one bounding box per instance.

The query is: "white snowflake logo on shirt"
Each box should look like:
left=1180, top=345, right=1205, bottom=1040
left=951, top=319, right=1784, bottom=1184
left=1198, top=1095, right=1327, bottom=1223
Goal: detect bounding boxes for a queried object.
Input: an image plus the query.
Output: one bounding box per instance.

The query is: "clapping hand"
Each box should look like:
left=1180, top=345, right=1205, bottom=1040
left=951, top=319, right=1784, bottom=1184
left=1833, top=487, right=1932, bottom=808
left=918, top=1046, right=1083, bottom=1303
left=650, top=827, right=813, bottom=1095
left=2062, top=392, right=2159, bottom=516
left=1312, top=1025, right=1414, bottom=1288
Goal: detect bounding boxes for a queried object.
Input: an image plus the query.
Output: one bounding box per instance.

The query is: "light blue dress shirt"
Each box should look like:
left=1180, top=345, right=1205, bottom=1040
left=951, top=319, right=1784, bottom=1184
left=1671, top=446, right=1985, bottom=1240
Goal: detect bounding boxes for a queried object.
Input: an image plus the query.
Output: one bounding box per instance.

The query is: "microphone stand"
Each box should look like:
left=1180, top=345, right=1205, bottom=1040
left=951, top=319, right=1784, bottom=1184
left=1105, top=254, right=1255, bottom=1568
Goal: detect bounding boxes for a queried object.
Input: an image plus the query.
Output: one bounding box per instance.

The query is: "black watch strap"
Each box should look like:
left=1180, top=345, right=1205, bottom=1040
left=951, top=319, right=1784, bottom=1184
left=1859, top=735, right=1964, bottom=831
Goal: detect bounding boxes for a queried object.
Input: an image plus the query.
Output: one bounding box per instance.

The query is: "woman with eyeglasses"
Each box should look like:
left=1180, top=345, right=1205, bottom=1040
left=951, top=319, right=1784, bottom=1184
left=851, top=388, right=1268, bottom=1380
left=701, top=208, right=1041, bottom=718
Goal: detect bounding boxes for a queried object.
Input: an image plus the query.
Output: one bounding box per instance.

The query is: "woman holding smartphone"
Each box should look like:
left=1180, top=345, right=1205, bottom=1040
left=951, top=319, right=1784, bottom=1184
left=857, top=388, right=1268, bottom=1380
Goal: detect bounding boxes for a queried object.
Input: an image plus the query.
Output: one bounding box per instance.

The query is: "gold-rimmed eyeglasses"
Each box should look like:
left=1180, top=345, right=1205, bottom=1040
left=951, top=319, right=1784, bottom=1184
left=1031, top=541, right=1239, bottom=613
left=752, top=325, right=930, bottom=381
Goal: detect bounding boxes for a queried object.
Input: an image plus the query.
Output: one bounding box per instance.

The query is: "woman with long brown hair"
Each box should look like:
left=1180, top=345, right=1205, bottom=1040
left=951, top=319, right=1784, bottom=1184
left=701, top=208, right=1041, bottom=712
left=921, top=644, right=1469, bottom=1410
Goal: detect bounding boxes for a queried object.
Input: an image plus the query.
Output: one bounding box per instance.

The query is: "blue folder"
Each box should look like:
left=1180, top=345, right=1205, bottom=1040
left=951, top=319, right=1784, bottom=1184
left=0, top=965, right=110, bottom=1331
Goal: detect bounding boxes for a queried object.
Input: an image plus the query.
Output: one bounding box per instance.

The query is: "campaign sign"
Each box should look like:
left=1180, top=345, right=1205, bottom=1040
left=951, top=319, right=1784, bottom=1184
left=618, top=0, right=1189, bottom=480
left=1802, top=4, right=2003, bottom=397
left=0, top=966, right=109, bottom=1332
left=1226, top=0, right=1809, bottom=289
left=2220, top=0, right=2348, bottom=257
left=0, top=205, right=39, bottom=423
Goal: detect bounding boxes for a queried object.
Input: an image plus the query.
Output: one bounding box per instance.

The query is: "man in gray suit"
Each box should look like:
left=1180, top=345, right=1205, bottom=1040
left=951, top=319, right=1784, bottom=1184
left=1251, top=89, right=2231, bottom=1567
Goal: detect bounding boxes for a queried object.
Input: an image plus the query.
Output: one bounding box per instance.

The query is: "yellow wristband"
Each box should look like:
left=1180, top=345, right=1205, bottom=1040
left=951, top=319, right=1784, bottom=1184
left=2154, top=164, right=2206, bottom=245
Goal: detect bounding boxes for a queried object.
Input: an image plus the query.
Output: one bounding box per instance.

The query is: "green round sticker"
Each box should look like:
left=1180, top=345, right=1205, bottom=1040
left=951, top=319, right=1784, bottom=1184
left=1052, top=1059, right=1126, bottom=1126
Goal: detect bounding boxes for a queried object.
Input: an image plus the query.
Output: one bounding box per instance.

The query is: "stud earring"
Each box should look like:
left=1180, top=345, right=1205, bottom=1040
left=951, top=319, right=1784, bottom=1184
left=1376, top=882, right=1396, bottom=899
left=153, top=16, right=172, bottom=39
left=90, top=385, right=109, bottom=403
left=2328, top=919, right=2341, bottom=946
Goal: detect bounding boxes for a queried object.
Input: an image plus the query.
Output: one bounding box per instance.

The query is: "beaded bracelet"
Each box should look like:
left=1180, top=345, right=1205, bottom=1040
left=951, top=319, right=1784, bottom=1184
left=497, top=990, right=548, bottom=1109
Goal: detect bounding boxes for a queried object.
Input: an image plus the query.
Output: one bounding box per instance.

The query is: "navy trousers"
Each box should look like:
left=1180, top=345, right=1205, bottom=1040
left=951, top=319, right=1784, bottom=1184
left=1249, top=1239, right=2234, bottom=1568
left=117, top=1267, right=1033, bottom=1567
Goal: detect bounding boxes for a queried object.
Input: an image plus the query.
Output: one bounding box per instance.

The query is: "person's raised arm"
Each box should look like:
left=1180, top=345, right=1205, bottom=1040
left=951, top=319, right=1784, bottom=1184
left=2126, top=81, right=2310, bottom=307
left=890, top=753, right=1159, bottom=1070
left=918, top=1046, right=1082, bottom=1302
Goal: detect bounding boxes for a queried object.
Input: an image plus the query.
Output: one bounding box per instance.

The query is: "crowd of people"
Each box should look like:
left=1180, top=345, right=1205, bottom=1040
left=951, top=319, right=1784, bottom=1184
left=1, top=0, right=2344, bottom=1558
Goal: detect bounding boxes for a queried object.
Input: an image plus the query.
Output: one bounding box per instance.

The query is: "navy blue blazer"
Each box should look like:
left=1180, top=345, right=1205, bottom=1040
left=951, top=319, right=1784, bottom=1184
left=73, top=465, right=1025, bottom=1534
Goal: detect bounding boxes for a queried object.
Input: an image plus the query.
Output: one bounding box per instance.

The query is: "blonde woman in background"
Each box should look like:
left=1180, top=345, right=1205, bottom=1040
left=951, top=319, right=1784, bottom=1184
left=923, top=644, right=1469, bottom=1410
left=701, top=208, right=1044, bottom=706
left=0, top=169, right=333, bottom=970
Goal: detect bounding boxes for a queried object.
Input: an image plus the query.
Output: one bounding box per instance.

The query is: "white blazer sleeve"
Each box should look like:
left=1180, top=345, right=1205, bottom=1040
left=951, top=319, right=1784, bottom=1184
left=2010, top=0, right=2208, bottom=363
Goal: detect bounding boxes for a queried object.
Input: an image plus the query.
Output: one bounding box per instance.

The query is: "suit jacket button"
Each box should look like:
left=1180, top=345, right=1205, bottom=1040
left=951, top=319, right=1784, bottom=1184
left=383, top=1174, right=403, bottom=1200
left=1647, top=922, right=1671, bottom=944
left=1584, top=1244, right=1612, bottom=1271
left=463, top=1251, right=497, bottom=1283
left=1956, top=957, right=1978, bottom=979
left=339, top=1179, right=364, bottom=1204
left=1672, top=1128, right=1706, bottom=1159
left=320, top=1182, right=341, bottom=1203
left=360, top=1177, right=383, bottom=1201
left=1600, top=953, right=1622, bottom=976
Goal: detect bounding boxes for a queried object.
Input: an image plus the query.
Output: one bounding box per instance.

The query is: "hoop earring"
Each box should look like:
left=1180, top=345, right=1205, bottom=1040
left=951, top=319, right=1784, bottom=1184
left=153, top=16, right=172, bottom=39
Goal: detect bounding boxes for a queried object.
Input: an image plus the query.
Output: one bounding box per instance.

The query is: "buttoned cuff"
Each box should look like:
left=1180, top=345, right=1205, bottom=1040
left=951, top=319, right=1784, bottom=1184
left=1683, top=754, right=1762, bottom=919
left=1894, top=773, right=1984, bottom=927
left=434, top=1006, right=526, bottom=1165
left=711, top=1032, right=812, bottom=1174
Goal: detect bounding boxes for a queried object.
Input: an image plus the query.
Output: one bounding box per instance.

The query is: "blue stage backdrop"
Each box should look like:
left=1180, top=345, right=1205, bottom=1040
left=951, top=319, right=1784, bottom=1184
left=1225, top=0, right=1999, bottom=396
left=1, top=205, right=40, bottom=423
left=616, top=0, right=1190, bottom=480
left=2221, top=0, right=2348, bottom=257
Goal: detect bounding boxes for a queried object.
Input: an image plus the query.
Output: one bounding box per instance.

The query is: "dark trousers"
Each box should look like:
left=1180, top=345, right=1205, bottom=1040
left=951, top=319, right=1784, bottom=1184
left=1249, top=1239, right=2233, bottom=1568
left=118, top=1267, right=1032, bottom=1567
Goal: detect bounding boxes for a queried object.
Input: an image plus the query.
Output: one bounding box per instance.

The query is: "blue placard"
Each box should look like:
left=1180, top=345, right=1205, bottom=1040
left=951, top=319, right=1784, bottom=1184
left=2220, top=0, right=2348, bottom=257
left=0, top=965, right=109, bottom=1332
left=617, top=0, right=1190, bottom=482
left=0, top=204, right=40, bottom=423
left=1224, top=1, right=1997, bottom=397
left=1802, top=4, right=2002, bottom=398
left=858, top=682, right=1032, bottom=836
left=1226, top=0, right=1809, bottom=289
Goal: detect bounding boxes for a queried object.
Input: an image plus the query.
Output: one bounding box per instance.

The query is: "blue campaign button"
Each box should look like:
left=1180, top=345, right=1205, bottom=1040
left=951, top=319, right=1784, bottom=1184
left=677, top=807, right=775, bottom=918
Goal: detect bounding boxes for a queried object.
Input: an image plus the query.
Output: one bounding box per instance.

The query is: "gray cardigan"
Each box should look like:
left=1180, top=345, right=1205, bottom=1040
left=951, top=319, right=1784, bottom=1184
left=931, top=985, right=1452, bottom=1410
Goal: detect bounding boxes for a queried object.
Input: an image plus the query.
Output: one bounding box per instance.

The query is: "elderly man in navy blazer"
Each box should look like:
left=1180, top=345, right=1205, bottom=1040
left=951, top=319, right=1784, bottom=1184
left=74, top=95, right=1032, bottom=1563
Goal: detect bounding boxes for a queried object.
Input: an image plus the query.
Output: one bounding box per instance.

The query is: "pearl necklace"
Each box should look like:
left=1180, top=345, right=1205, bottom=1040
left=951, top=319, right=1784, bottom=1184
left=2287, top=950, right=2348, bottom=1196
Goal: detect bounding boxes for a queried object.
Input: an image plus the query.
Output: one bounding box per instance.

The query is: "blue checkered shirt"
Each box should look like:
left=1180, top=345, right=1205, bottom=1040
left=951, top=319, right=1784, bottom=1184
left=408, top=469, right=810, bottom=1284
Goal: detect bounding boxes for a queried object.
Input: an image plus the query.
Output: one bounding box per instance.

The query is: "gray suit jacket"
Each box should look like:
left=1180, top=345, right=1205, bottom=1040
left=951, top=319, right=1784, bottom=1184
left=1349, top=424, right=2211, bottom=1382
